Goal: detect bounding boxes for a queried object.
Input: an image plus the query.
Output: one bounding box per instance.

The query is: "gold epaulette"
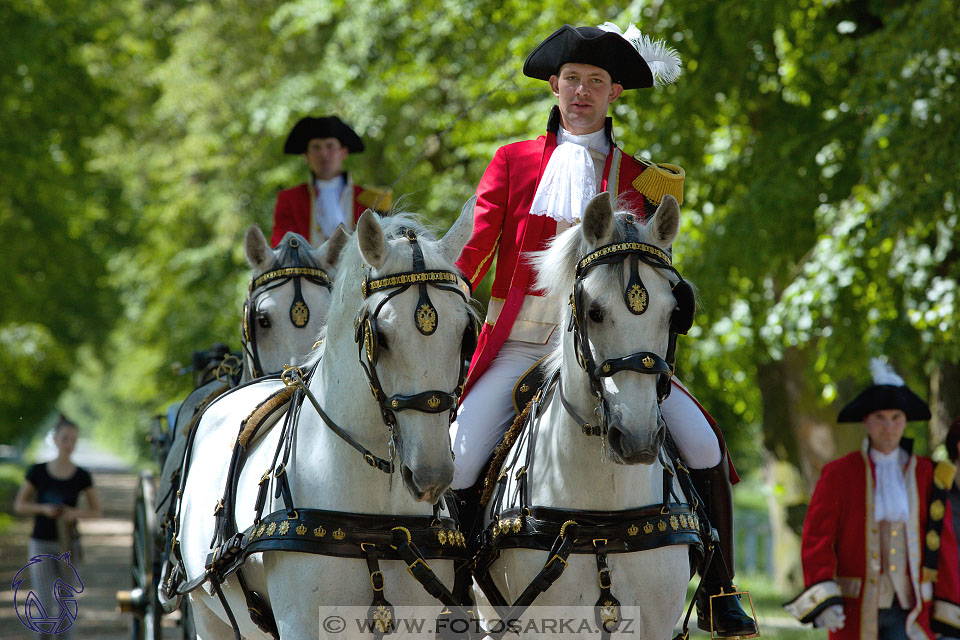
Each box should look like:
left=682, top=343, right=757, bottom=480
left=356, top=186, right=392, bottom=213
left=631, top=158, right=685, bottom=206
left=934, top=460, right=957, bottom=490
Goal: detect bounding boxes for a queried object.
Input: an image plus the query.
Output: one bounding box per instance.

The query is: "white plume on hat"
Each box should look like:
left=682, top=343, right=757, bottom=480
left=597, top=22, right=682, bottom=87
left=869, top=357, right=905, bottom=387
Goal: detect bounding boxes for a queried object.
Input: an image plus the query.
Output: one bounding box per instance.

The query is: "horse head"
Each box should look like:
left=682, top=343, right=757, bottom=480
left=241, top=224, right=347, bottom=378
left=534, top=193, right=687, bottom=464
left=321, top=200, right=476, bottom=504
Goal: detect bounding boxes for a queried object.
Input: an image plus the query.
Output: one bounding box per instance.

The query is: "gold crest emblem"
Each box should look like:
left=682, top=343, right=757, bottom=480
left=332, top=528, right=346, bottom=540
left=256, top=524, right=266, bottom=538
left=627, top=524, right=638, bottom=536
left=427, top=395, right=441, bottom=409
left=670, top=515, right=679, bottom=531
left=416, top=304, right=438, bottom=334
left=313, top=525, right=326, bottom=537
left=657, top=520, right=667, bottom=532
left=290, top=301, right=309, bottom=327
left=930, top=499, right=945, bottom=521
left=519, top=383, right=529, bottom=393
left=391, top=399, right=400, bottom=408
left=373, top=604, right=393, bottom=633
left=627, top=284, right=648, bottom=314
left=643, top=522, right=654, bottom=534
left=642, top=355, right=655, bottom=369
left=278, top=521, right=290, bottom=535
left=266, top=522, right=276, bottom=536
left=512, top=518, right=522, bottom=533
left=599, top=601, right=620, bottom=627
left=438, top=530, right=448, bottom=545
left=296, top=524, right=307, bottom=535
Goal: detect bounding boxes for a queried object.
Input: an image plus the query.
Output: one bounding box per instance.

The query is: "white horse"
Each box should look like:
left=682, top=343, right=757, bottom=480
left=156, top=224, right=346, bottom=596
left=173, top=203, right=476, bottom=639
left=474, top=194, right=696, bottom=640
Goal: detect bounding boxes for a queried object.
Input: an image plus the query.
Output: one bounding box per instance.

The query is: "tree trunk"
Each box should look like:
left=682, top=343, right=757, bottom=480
left=929, top=360, right=960, bottom=450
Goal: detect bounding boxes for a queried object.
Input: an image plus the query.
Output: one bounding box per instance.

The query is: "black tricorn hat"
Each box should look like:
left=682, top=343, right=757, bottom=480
left=283, top=116, right=364, bottom=154
left=837, top=359, right=931, bottom=422
left=523, top=25, right=653, bottom=90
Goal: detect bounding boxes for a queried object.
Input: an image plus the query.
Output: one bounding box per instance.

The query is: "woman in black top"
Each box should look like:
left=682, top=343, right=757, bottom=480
left=14, top=415, right=102, bottom=639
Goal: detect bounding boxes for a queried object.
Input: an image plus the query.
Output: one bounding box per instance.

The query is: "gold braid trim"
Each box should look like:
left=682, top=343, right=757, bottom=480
left=631, top=161, right=685, bottom=206
left=237, top=385, right=296, bottom=450
left=934, top=460, right=957, bottom=490
left=480, top=401, right=532, bottom=509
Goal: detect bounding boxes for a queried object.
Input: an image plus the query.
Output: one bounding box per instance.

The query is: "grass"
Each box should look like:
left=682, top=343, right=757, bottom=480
left=0, top=461, right=26, bottom=534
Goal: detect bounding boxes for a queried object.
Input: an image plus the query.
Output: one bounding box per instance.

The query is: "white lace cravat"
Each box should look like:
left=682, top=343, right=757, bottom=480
left=870, top=447, right=909, bottom=523
left=314, top=176, right=346, bottom=238
left=530, top=126, right=611, bottom=223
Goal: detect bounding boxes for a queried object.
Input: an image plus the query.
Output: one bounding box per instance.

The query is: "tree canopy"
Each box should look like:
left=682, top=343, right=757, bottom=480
left=4, top=0, right=958, bottom=475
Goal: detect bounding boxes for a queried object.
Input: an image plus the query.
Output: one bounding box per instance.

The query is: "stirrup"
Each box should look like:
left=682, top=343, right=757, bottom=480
left=706, top=587, right=760, bottom=639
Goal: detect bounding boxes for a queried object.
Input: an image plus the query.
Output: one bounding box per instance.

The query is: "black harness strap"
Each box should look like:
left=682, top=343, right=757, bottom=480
left=593, top=538, right=621, bottom=640
left=361, top=543, right=396, bottom=639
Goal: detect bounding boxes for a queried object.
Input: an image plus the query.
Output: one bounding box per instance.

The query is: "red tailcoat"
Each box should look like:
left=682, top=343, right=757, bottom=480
left=271, top=175, right=389, bottom=247
left=455, top=120, right=647, bottom=399
left=786, top=441, right=960, bottom=639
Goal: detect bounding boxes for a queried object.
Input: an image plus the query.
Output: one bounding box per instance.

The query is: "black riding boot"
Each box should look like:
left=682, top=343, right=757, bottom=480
left=689, top=454, right=758, bottom=638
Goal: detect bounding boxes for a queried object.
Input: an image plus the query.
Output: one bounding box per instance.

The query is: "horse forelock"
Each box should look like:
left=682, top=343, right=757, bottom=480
left=265, top=231, right=324, bottom=274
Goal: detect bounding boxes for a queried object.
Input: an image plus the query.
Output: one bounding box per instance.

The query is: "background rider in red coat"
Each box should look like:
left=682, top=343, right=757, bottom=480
left=785, top=358, right=960, bottom=640
left=451, top=22, right=756, bottom=637
left=270, top=115, right=390, bottom=247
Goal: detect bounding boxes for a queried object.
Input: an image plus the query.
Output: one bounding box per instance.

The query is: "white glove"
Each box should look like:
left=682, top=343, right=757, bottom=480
left=814, top=604, right=846, bottom=632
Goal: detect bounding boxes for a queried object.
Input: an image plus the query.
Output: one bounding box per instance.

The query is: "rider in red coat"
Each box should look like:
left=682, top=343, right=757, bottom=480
left=786, top=359, right=960, bottom=640
left=452, top=23, right=756, bottom=637
left=270, top=116, right=390, bottom=247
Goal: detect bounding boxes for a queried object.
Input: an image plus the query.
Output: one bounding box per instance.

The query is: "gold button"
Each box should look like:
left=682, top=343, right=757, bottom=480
left=890, top=565, right=896, bottom=572
left=891, top=530, right=898, bottom=536
left=872, top=528, right=878, bottom=534
left=869, top=578, right=877, bottom=584
left=890, top=548, right=896, bottom=555
left=872, top=552, right=878, bottom=559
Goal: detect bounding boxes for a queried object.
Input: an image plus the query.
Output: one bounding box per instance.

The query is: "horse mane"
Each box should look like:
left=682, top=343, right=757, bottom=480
left=301, top=211, right=462, bottom=369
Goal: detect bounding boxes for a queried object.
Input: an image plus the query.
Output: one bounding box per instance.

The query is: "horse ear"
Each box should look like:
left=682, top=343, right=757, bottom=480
left=357, top=210, right=388, bottom=269
left=648, top=195, right=680, bottom=248
left=321, top=224, right=349, bottom=269
left=438, top=196, right=476, bottom=264
left=581, top=192, right=614, bottom=247
left=244, top=224, right=273, bottom=272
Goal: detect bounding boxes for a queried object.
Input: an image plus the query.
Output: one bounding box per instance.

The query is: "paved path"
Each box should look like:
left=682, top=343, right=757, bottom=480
left=0, top=471, right=146, bottom=639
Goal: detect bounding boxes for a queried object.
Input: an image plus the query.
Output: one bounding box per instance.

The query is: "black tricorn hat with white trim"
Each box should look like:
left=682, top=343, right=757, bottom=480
left=283, top=116, right=364, bottom=154
left=837, top=358, right=931, bottom=423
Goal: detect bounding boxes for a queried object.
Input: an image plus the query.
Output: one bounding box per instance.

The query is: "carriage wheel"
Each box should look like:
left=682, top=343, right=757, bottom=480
left=123, top=470, right=163, bottom=640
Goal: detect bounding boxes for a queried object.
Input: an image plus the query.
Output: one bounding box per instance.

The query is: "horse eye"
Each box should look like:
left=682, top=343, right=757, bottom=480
left=257, top=314, right=271, bottom=329
left=377, top=331, right=388, bottom=350
left=588, top=306, right=604, bottom=323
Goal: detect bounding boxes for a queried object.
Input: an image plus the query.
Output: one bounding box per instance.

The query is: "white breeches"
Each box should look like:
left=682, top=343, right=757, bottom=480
left=450, top=342, right=722, bottom=490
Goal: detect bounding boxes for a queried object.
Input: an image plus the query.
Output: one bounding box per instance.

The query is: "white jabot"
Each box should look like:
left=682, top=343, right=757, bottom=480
left=530, top=125, right=611, bottom=224
left=314, top=176, right=347, bottom=238
left=870, top=447, right=909, bottom=523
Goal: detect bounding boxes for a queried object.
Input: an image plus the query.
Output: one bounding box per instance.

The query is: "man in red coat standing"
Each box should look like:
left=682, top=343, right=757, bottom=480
left=786, top=358, right=960, bottom=640
left=270, top=115, right=390, bottom=247
left=452, top=22, right=756, bottom=637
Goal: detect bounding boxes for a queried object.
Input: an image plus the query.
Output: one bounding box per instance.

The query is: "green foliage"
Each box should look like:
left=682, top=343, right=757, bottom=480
left=4, top=0, right=958, bottom=471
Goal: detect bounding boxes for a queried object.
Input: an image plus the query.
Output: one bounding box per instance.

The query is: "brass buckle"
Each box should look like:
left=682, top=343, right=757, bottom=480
left=369, top=570, right=385, bottom=592
left=708, top=588, right=760, bottom=639
left=598, top=567, right=613, bottom=589
left=391, top=526, right=412, bottom=546
left=406, top=557, right=431, bottom=577
left=559, top=520, right=578, bottom=539
left=545, top=554, right=568, bottom=570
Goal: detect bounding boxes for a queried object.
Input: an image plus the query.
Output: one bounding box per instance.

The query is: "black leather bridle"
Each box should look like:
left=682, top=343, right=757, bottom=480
left=564, top=214, right=695, bottom=438
left=353, top=227, right=477, bottom=454
left=241, top=236, right=331, bottom=378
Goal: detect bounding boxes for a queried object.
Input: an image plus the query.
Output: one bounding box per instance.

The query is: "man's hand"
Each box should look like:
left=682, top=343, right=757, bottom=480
left=814, top=604, right=846, bottom=631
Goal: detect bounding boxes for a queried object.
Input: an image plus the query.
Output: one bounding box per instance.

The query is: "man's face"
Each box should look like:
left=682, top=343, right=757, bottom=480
left=303, top=137, right=349, bottom=180
left=549, top=63, right=624, bottom=135
left=864, top=409, right=907, bottom=454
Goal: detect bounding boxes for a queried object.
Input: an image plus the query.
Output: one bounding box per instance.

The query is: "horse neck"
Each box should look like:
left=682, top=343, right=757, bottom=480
left=527, top=341, right=665, bottom=511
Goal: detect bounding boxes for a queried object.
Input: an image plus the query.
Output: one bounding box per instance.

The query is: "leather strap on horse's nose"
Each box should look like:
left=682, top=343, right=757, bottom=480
left=595, top=351, right=670, bottom=379
left=385, top=391, right=457, bottom=414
